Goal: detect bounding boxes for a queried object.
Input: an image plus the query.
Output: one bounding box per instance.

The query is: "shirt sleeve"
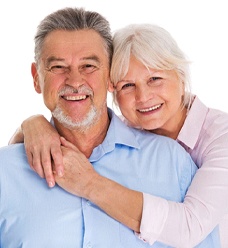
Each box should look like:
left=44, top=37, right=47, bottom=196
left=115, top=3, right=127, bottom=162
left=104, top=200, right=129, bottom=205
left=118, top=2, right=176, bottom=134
left=136, top=193, right=169, bottom=244
left=138, top=118, right=228, bottom=247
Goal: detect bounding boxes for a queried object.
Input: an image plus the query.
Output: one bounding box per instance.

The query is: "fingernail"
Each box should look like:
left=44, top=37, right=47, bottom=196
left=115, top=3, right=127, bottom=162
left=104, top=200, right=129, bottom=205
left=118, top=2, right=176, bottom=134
left=58, top=170, right=63, bottom=177
left=48, top=181, right=54, bottom=188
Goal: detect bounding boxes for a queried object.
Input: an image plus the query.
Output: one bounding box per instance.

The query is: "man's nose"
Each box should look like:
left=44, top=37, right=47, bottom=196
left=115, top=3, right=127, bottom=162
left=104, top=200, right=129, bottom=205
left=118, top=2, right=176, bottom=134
left=65, top=69, right=85, bottom=87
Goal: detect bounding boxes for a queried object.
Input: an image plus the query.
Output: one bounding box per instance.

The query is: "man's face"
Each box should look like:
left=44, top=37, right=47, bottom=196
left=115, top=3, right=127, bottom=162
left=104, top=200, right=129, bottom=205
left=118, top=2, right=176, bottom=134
left=32, top=29, right=111, bottom=130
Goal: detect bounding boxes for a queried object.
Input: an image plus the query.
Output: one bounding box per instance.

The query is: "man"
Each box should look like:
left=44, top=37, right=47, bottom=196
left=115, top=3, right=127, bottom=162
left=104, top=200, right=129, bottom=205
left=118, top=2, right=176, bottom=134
left=0, top=7, right=219, bottom=247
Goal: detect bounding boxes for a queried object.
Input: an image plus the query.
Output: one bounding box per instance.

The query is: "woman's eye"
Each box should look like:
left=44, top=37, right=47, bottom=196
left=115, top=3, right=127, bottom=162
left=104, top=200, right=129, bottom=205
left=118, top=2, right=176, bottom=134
left=150, top=77, right=161, bottom=81
left=148, top=77, right=162, bottom=85
left=122, top=83, right=135, bottom=90
left=115, top=82, right=135, bottom=93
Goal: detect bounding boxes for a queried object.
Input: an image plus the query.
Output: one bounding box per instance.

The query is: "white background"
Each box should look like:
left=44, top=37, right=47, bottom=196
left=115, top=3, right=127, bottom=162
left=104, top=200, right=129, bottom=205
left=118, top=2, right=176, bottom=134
left=1, top=0, right=228, bottom=147
left=0, top=1, right=228, bottom=246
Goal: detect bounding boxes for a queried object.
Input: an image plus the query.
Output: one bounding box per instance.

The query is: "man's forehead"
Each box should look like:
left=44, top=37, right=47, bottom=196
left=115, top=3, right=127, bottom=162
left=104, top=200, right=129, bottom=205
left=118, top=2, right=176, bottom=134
left=44, top=29, right=104, bottom=46
left=44, top=30, right=106, bottom=51
left=41, top=30, right=108, bottom=64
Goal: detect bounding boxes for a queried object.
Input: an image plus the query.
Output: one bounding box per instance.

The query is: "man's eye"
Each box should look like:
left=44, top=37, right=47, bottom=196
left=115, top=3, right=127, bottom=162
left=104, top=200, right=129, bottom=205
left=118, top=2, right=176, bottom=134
left=80, top=64, right=97, bottom=74
left=47, top=65, right=68, bottom=74
left=85, top=64, right=93, bottom=68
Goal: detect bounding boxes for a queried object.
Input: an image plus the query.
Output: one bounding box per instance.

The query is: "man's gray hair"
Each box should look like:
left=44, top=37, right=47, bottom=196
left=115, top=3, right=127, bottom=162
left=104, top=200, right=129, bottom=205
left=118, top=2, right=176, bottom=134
left=34, top=7, right=113, bottom=68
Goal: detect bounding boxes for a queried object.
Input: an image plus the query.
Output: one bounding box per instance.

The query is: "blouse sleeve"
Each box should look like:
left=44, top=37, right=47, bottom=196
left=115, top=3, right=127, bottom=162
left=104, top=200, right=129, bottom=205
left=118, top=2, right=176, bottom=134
left=138, top=114, right=228, bottom=247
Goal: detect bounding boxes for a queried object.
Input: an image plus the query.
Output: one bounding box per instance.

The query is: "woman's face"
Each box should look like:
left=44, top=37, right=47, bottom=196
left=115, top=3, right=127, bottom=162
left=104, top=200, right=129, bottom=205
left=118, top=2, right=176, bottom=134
left=115, top=56, right=186, bottom=138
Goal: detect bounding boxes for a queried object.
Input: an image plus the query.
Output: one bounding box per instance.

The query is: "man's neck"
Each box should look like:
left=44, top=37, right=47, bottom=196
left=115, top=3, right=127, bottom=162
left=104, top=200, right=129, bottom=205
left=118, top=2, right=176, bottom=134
left=54, top=112, right=110, bottom=158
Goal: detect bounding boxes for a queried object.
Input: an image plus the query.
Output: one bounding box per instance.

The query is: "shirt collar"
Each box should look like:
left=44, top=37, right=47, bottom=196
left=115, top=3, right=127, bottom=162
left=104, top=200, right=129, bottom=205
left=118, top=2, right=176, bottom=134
left=177, top=96, right=208, bottom=150
left=50, top=108, right=140, bottom=162
left=90, top=108, right=140, bottom=162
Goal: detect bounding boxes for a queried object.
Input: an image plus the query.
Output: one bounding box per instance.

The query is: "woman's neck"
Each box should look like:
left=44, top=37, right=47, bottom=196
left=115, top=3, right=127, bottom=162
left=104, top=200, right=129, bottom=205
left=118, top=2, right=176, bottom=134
left=152, top=107, right=187, bottom=140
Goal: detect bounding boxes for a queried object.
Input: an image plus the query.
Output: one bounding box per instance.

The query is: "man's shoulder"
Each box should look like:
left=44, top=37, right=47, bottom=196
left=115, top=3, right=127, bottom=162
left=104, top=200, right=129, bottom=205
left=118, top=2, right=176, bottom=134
left=110, top=110, right=193, bottom=159
left=0, top=144, right=27, bottom=169
left=0, top=143, right=25, bottom=156
left=132, top=128, right=179, bottom=148
left=132, top=128, right=196, bottom=166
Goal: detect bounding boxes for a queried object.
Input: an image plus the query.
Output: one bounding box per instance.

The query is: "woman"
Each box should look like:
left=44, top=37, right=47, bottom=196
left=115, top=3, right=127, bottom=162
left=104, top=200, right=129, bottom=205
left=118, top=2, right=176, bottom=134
left=10, top=24, right=228, bottom=247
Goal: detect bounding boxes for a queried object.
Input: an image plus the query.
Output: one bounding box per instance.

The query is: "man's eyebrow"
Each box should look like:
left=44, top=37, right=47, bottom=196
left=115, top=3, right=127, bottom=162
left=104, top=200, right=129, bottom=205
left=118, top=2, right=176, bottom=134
left=45, top=56, right=65, bottom=67
left=81, top=55, right=101, bottom=63
left=45, top=55, right=101, bottom=65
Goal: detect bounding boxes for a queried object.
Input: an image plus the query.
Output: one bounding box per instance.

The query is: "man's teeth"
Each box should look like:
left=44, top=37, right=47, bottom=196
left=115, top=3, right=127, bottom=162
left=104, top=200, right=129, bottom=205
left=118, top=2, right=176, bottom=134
left=64, top=95, right=87, bottom=100
left=139, top=104, right=161, bottom=113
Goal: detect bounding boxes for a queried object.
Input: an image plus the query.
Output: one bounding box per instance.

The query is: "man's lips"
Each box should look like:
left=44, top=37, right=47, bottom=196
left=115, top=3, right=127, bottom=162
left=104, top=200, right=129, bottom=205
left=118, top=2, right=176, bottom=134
left=61, top=95, right=88, bottom=101
left=137, top=103, right=163, bottom=113
left=58, top=85, right=93, bottom=101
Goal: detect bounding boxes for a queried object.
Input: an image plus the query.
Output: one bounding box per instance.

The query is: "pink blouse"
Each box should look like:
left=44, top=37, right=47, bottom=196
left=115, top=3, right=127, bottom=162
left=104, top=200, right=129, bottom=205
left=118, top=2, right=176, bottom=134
left=139, top=96, right=228, bottom=247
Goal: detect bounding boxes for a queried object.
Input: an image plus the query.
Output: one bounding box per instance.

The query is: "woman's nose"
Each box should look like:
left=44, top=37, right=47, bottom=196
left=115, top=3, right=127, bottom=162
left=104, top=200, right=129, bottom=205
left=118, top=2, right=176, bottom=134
left=135, top=84, right=153, bottom=102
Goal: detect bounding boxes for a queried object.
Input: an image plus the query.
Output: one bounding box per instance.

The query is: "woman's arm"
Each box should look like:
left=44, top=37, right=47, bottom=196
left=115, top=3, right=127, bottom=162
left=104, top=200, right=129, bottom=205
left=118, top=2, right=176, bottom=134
left=55, top=137, right=143, bottom=231
left=9, top=115, right=64, bottom=187
left=8, top=126, right=24, bottom=144
left=9, top=117, right=143, bottom=232
left=10, top=115, right=228, bottom=247
left=139, top=126, right=228, bottom=246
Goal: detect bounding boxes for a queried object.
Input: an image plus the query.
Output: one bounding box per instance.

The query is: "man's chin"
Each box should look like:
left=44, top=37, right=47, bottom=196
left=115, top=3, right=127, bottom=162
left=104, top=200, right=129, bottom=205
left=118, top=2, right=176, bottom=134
left=52, top=106, right=98, bottom=131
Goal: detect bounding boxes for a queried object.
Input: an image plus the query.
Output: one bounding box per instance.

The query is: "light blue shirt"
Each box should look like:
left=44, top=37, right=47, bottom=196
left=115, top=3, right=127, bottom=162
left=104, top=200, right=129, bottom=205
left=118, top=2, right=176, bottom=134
left=0, top=109, right=220, bottom=247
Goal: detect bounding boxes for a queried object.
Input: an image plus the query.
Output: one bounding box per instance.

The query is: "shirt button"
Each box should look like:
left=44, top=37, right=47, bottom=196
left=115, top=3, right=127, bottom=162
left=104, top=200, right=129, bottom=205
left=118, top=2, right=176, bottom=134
left=86, top=242, right=92, bottom=247
left=87, top=200, right=91, bottom=206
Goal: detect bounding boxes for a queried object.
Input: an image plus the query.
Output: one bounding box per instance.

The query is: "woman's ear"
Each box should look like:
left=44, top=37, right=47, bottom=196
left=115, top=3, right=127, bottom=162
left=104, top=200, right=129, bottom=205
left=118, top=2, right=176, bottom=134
left=181, top=80, right=185, bottom=96
left=107, top=78, right=115, bottom=93
left=31, top=63, right=41, bottom=93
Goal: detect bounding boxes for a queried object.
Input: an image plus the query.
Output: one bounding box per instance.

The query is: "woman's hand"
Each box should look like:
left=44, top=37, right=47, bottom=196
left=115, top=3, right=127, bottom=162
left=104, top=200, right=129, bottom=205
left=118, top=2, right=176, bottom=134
left=55, top=137, right=98, bottom=198
left=10, top=115, right=64, bottom=187
left=55, top=137, right=142, bottom=232
left=8, top=126, right=25, bottom=144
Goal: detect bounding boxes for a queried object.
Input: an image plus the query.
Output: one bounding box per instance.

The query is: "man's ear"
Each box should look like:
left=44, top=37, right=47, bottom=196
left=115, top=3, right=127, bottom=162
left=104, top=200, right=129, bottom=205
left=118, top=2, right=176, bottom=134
left=107, top=78, right=115, bottom=93
left=31, top=62, right=41, bottom=93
